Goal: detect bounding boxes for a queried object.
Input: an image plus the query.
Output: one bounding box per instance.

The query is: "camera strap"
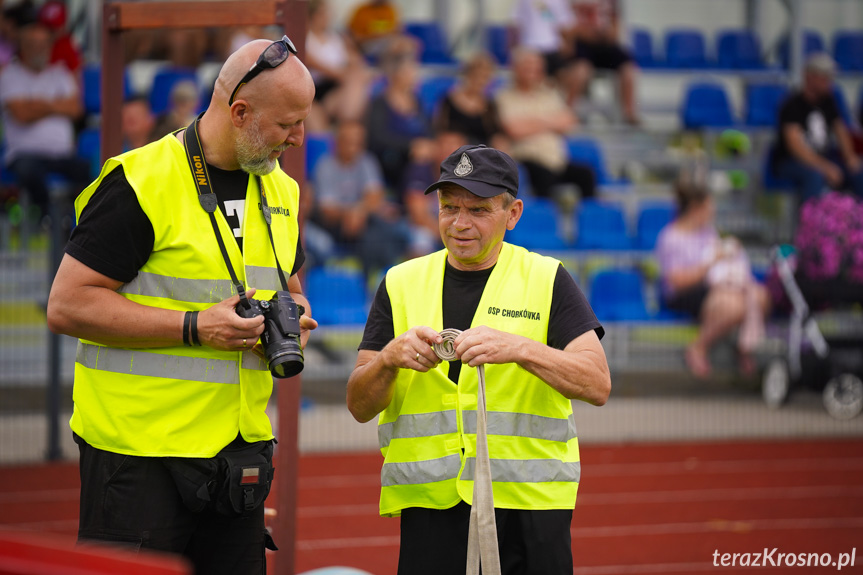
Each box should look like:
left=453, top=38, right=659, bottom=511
left=183, top=114, right=289, bottom=305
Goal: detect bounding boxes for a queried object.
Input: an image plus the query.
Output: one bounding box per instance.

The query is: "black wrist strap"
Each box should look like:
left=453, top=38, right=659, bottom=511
left=190, top=311, right=201, bottom=346
left=183, top=114, right=289, bottom=302
left=182, top=311, right=192, bottom=346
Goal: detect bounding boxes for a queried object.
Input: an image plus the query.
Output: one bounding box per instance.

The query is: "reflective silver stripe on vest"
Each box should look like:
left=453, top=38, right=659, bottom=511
left=118, top=272, right=235, bottom=304
left=241, top=352, right=268, bottom=371
left=76, top=342, right=268, bottom=384
left=380, top=453, right=462, bottom=487
left=245, top=265, right=283, bottom=292
left=378, top=410, right=458, bottom=448
left=462, top=458, right=581, bottom=484
left=462, top=411, right=577, bottom=443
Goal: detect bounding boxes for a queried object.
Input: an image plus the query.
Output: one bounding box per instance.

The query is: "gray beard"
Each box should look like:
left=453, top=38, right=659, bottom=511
left=236, top=116, right=279, bottom=176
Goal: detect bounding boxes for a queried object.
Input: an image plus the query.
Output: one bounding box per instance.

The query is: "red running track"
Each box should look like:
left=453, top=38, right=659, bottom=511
left=1, top=438, right=862, bottom=574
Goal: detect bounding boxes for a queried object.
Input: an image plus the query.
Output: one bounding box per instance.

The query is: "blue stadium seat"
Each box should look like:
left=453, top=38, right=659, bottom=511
left=149, top=68, right=198, bottom=116
left=631, top=28, right=655, bottom=68
left=589, top=269, right=650, bottom=321
left=681, top=82, right=734, bottom=129
left=575, top=200, right=631, bottom=250
left=566, top=138, right=613, bottom=185
left=745, top=83, right=788, bottom=127
left=83, top=64, right=131, bottom=115
left=833, top=86, right=854, bottom=127
left=77, top=128, right=101, bottom=180
left=305, top=132, right=334, bottom=184
left=417, top=75, right=457, bottom=119
left=486, top=25, right=511, bottom=65
left=506, top=198, right=568, bottom=250
left=636, top=203, right=675, bottom=250
left=0, top=143, right=13, bottom=185
left=716, top=30, right=763, bottom=70
left=305, top=267, right=369, bottom=326
left=516, top=162, right=533, bottom=200
left=665, top=29, right=708, bottom=69
left=404, top=22, right=456, bottom=65
left=777, top=30, right=824, bottom=69
left=833, top=31, right=863, bottom=71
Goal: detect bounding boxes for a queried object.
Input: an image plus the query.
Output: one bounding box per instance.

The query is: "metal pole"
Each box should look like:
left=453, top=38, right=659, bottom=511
left=789, top=0, right=804, bottom=87
left=274, top=5, right=306, bottom=574
left=45, top=185, right=68, bottom=461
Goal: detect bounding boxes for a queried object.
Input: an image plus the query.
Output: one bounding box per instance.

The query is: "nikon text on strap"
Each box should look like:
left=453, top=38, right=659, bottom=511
left=182, top=114, right=290, bottom=308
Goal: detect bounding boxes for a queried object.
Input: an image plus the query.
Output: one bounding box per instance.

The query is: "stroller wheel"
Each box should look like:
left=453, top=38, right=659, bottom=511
left=823, top=374, right=863, bottom=420
left=762, top=359, right=790, bottom=409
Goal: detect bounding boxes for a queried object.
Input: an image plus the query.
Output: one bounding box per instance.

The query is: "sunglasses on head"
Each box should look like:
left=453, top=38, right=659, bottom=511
left=228, top=35, right=297, bottom=106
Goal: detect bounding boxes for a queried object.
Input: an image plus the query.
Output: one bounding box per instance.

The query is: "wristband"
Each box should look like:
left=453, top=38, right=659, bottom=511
left=182, top=311, right=192, bottom=346
left=190, top=311, right=201, bottom=346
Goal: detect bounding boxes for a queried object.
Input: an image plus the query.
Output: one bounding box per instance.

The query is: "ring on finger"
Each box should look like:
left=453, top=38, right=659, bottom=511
left=415, top=352, right=421, bottom=362
left=243, top=338, right=247, bottom=348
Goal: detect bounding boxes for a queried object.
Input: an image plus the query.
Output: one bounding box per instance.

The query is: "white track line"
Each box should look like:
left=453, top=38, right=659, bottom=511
left=295, top=485, right=863, bottom=517
left=294, top=517, right=863, bottom=550
left=572, top=561, right=742, bottom=574
left=297, top=456, right=863, bottom=488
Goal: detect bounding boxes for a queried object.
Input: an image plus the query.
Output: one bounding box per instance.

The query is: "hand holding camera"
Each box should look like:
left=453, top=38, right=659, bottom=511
left=235, top=290, right=305, bottom=378
left=194, top=289, right=265, bottom=352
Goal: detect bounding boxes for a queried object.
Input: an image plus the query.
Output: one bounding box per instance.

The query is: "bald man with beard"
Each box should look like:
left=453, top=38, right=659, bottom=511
left=47, top=38, right=316, bottom=574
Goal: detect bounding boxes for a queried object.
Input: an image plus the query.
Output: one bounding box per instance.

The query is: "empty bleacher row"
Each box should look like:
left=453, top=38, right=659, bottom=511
left=403, top=21, right=863, bottom=74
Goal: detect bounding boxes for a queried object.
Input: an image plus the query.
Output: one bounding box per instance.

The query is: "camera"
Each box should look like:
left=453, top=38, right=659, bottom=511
left=236, top=291, right=304, bottom=378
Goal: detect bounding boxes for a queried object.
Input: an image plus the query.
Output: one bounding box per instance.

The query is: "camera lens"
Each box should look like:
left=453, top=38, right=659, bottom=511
left=267, top=343, right=304, bottom=378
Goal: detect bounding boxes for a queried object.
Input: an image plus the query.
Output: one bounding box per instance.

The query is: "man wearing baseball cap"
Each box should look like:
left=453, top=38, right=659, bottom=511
left=347, top=144, right=610, bottom=574
left=772, top=52, right=863, bottom=200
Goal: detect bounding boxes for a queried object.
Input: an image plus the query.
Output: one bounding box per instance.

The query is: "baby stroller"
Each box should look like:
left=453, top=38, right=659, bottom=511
left=761, top=245, right=863, bottom=419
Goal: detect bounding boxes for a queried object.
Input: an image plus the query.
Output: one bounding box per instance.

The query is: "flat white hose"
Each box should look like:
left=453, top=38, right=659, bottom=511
left=433, top=329, right=501, bottom=575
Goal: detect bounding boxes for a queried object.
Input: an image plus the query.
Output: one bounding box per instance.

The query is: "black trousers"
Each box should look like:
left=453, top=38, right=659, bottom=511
left=75, top=434, right=269, bottom=575
left=398, top=502, right=574, bottom=575
left=8, top=154, right=91, bottom=216
left=522, top=160, right=596, bottom=200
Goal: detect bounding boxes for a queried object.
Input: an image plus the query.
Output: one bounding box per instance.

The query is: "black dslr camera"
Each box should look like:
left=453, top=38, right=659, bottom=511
left=236, top=291, right=304, bottom=378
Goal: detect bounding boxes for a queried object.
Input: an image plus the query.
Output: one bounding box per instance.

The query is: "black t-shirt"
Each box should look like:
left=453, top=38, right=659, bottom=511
left=66, top=164, right=305, bottom=284
left=437, top=93, right=503, bottom=145
left=775, top=91, right=841, bottom=165
left=359, top=260, right=603, bottom=383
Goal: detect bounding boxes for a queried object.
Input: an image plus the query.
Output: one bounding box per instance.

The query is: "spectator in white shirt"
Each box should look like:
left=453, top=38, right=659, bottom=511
left=0, top=20, right=88, bottom=220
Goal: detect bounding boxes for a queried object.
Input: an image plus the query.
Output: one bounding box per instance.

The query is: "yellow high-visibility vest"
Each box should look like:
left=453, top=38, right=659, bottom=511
left=380, top=243, right=580, bottom=517
left=70, top=133, right=299, bottom=457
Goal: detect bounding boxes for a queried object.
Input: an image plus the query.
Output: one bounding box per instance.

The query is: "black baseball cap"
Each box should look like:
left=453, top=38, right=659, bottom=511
left=423, top=145, right=519, bottom=198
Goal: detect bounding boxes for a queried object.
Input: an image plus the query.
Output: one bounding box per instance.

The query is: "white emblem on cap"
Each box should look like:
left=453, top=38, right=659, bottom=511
left=453, top=152, right=473, bottom=177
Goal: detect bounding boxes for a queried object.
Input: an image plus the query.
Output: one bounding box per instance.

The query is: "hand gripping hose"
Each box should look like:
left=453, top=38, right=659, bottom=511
left=433, top=329, right=501, bottom=575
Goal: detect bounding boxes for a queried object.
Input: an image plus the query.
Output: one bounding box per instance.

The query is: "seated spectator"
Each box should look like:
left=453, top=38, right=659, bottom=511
left=38, top=0, right=81, bottom=77
left=400, top=130, right=469, bottom=255
left=347, top=0, right=401, bottom=61
left=434, top=52, right=506, bottom=148
left=366, top=54, right=432, bottom=188
left=311, top=120, right=410, bottom=279
left=656, top=174, right=770, bottom=378
left=496, top=48, right=595, bottom=205
left=150, top=79, right=199, bottom=140
left=512, top=0, right=576, bottom=82
left=568, top=0, right=639, bottom=124
left=0, top=21, right=88, bottom=220
left=121, top=96, right=155, bottom=151
left=772, top=53, right=863, bottom=201
left=305, top=0, right=371, bottom=132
